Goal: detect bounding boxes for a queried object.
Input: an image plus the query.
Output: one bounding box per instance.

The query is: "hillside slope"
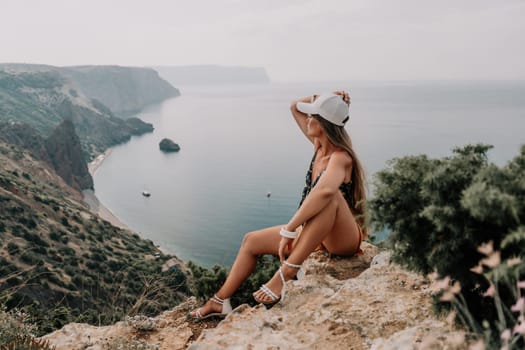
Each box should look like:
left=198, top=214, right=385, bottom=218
left=0, top=141, right=190, bottom=335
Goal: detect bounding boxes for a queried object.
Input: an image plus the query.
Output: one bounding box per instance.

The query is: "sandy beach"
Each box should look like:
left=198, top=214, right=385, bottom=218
left=83, top=149, right=129, bottom=230
left=88, top=149, right=112, bottom=176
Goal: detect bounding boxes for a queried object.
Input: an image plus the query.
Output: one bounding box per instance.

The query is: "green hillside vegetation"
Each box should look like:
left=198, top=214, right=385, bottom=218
left=0, top=70, right=65, bottom=135
left=370, top=144, right=525, bottom=348
left=0, top=70, right=153, bottom=160
left=0, top=141, right=190, bottom=335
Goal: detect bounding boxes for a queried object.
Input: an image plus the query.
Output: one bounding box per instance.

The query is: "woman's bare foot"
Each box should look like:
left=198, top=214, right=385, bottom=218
left=252, top=265, right=297, bottom=304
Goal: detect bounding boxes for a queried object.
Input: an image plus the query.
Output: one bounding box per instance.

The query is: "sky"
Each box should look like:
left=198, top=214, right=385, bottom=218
left=1, top=0, right=524, bottom=82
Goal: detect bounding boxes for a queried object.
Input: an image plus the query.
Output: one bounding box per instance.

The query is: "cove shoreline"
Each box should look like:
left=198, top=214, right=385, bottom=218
left=82, top=149, right=177, bottom=260
left=83, top=149, right=129, bottom=230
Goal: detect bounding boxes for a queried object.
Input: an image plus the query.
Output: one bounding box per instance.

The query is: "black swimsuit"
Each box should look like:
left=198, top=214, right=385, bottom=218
left=298, top=150, right=354, bottom=209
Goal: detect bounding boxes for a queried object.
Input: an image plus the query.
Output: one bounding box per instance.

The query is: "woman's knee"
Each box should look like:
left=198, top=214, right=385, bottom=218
left=241, top=231, right=256, bottom=253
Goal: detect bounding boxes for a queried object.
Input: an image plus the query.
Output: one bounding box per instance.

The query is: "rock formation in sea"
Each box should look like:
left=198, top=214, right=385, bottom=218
left=159, top=138, right=181, bottom=152
left=41, top=242, right=466, bottom=349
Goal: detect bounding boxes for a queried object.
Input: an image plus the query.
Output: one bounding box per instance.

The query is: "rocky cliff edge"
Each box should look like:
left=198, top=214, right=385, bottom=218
left=42, top=243, right=467, bottom=349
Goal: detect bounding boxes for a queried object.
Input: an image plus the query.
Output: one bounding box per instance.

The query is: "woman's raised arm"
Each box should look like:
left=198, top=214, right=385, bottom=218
left=290, top=95, right=316, bottom=144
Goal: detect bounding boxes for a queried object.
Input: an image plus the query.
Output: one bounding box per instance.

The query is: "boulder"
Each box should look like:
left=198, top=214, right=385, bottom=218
left=159, top=138, right=180, bottom=152
left=41, top=243, right=468, bottom=349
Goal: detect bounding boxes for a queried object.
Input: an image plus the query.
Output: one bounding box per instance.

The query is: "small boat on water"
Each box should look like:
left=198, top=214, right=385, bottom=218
left=142, top=190, right=151, bottom=197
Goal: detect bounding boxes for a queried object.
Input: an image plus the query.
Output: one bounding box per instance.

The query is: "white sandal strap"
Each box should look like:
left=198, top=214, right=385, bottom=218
left=211, top=294, right=224, bottom=305
left=279, top=267, right=287, bottom=301
left=260, top=285, right=278, bottom=301
left=283, top=260, right=302, bottom=269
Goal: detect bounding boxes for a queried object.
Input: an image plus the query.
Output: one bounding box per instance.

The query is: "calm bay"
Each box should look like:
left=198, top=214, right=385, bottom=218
left=93, top=81, right=525, bottom=267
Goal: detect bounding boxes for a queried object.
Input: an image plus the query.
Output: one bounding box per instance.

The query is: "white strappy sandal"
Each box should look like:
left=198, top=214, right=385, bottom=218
left=254, top=260, right=303, bottom=305
left=188, top=294, right=232, bottom=321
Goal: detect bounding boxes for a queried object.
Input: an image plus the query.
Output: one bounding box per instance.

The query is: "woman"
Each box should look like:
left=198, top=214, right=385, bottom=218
left=189, top=91, right=367, bottom=319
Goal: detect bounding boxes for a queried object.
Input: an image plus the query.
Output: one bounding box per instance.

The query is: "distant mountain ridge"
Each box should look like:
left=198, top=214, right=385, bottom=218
left=0, top=63, right=180, bottom=116
left=62, top=65, right=180, bottom=116
left=153, top=65, right=270, bottom=85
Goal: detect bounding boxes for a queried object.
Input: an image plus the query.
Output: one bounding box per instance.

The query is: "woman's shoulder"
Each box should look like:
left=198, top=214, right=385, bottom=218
left=330, top=150, right=353, bottom=166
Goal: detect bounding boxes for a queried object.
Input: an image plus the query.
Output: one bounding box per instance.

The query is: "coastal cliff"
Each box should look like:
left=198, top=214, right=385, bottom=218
left=0, top=69, right=156, bottom=159
left=62, top=65, right=180, bottom=116
left=0, top=119, right=93, bottom=191
left=45, top=119, right=93, bottom=190
left=0, top=63, right=180, bottom=117
left=41, top=243, right=466, bottom=349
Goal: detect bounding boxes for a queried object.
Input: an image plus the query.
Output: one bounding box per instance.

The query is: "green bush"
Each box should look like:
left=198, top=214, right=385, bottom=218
left=0, top=308, right=40, bottom=348
left=19, top=216, right=37, bottom=229
left=20, top=252, right=40, bottom=265
left=60, top=217, right=70, bottom=227
left=7, top=242, right=19, bottom=255
left=49, top=232, right=61, bottom=242
left=370, top=144, right=525, bottom=347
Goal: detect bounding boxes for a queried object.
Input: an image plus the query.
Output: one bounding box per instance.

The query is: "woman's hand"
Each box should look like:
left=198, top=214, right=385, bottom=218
left=278, top=236, right=294, bottom=262
left=334, top=90, right=351, bottom=106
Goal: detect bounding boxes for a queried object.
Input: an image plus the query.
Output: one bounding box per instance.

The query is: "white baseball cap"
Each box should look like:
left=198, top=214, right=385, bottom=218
left=296, top=93, right=349, bottom=126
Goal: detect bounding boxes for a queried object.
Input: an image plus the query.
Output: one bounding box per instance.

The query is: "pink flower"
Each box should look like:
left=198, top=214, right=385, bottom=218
left=483, top=284, right=495, bottom=298
left=450, top=281, right=461, bottom=295
left=431, top=276, right=451, bottom=292
left=470, top=264, right=483, bottom=274
left=507, top=256, right=522, bottom=267
left=481, top=251, right=501, bottom=268
left=439, top=291, right=455, bottom=302
left=477, top=240, right=493, bottom=256
left=511, top=298, right=525, bottom=313
left=427, top=271, right=439, bottom=280
left=501, top=328, right=511, bottom=341
left=513, top=321, right=525, bottom=335
left=468, top=339, right=485, bottom=350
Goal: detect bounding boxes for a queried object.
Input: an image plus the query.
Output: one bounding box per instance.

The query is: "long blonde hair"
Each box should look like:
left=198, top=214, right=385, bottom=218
left=314, top=116, right=368, bottom=238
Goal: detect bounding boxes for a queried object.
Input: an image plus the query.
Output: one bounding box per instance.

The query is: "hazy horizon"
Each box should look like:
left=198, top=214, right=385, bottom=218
left=2, top=0, right=524, bottom=82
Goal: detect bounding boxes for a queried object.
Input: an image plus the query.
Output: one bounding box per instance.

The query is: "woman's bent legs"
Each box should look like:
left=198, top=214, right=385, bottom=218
left=253, top=196, right=348, bottom=303
left=189, top=225, right=282, bottom=318
left=216, top=225, right=282, bottom=298
left=191, top=193, right=362, bottom=314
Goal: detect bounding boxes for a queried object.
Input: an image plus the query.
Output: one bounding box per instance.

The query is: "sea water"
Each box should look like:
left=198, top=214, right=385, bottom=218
left=93, top=81, right=525, bottom=267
